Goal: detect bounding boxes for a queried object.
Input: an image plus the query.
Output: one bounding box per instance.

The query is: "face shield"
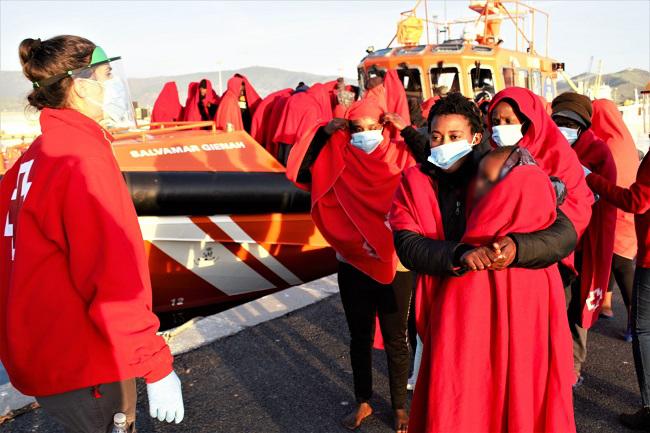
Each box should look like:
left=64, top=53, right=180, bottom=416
left=33, top=46, right=136, bottom=130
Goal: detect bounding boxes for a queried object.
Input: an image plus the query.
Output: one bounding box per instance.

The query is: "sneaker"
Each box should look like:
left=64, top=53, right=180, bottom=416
left=572, top=375, right=584, bottom=390
left=620, top=407, right=650, bottom=430
left=625, top=325, right=634, bottom=343
left=407, top=376, right=416, bottom=391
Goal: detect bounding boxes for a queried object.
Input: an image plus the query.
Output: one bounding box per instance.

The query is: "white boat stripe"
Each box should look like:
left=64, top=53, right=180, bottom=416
left=141, top=216, right=275, bottom=295
left=210, top=216, right=303, bottom=286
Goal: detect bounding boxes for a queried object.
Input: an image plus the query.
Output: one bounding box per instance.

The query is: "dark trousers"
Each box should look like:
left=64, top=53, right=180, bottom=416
left=36, top=379, right=136, bottom=433
left=608, top=253, right=636, bottom=316
left=632, top=266, right=650, bottom=406
left=338, top=261, right=413, bottom=409
left=562, top=255, right=588, bottom=376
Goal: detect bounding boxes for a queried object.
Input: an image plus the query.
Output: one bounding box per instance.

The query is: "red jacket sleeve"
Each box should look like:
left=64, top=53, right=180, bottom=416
left=587, top=155, right=650, bottom=215
left=62, top=156, right=173, bottom=383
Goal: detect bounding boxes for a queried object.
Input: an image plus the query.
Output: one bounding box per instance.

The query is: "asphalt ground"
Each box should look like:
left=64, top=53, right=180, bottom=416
left=2, top=289, right=643, bottom=433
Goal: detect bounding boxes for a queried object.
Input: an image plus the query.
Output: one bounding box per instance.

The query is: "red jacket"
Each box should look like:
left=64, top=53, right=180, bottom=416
left=0, top=108, right=172, bottom=397
left=587, top=154, right=650, bottom=268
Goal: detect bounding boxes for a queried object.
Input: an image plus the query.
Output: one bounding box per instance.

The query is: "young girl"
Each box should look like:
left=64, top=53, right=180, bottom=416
left=287, top=75, right=415, bottom=432
left=394, top=146, right=576, bottom=432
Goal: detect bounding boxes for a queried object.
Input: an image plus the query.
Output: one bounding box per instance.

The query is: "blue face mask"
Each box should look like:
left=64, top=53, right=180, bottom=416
left=427, top=136, right=475, bottom=170
left=350, top=129, right=384, bottom=154
left=558, top=126, right=580, bottom=145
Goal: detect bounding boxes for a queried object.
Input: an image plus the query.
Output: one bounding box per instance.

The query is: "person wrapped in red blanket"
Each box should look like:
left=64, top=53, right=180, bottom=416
left=214, top=74, right=260, bottom=133
left=287, top=94, right=416, bottom=432
left=151, top=81, right=184, bottom=124
left=273, top=82, right=335, bottom=164
left=400, top=146, right=576, bottom=433
left=182, top=79, right=218, bottom=122
left=591, top=99, right=640, bottom=327
left=250, top=88, right=293, bottom=150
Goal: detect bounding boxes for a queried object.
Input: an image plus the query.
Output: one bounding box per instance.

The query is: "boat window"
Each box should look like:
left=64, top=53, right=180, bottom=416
left=469, top=68, right=495, bottom=95
left=531, top=70, right=542, bottom=95
left=517, top=69, right=530, bottom=89
left=544, top=76, right=555, bottom=101
left=432, top=44, right=463, bottom=53
left=367, top=48, right=394, bottom=58
left=502, top=68, right=515, bottom=88
left=397, top=68, right=423, bottom=99
left=395, top=45, right=426, bottom=56
left=430, top=67, right=460, bottom=94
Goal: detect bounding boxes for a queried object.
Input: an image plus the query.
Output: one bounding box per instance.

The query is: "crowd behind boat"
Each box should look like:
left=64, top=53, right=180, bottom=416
left=2, top=34, right=650, bottom=433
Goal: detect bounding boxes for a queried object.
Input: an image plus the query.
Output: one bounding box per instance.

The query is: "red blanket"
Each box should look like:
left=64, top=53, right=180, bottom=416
left=182, top=79, right=218, bottom=122
left=151, top=82, right=183, bottom=123
left=214, top=74, right=261, bottom=131
left=388, top=165, right=444, bottom=337
left=592, top=99, right=640, bottom=259
left=250, top=88, right=292, bottom=147
left=273, top=83, right=335, bottom=149
left=406, top=165, right=576, bottom=433
left=489, top=87, right=594, bottom=273
left=367, top=70, right=411, bottom=137
left=303, top=96, right=415, bottom=284
left=573, top=129, right=617, bottom=327
left=420, top=96, right=440, bottom=121
left=265, top=93, right=292, bottom=158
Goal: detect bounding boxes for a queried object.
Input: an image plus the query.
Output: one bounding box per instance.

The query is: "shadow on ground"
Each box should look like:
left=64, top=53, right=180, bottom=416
left=2, top=291, right=642, bottom=433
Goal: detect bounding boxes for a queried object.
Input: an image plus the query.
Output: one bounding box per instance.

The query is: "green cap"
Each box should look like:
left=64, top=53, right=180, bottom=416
left=89, top=46, right=121, bottom=66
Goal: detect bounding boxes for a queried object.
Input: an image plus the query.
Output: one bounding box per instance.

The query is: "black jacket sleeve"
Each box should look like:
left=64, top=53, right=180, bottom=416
left=400, top=126, right=430, bottom=164
left=296, top=127, right=330, bottom=184
left=509, top=208, right=578, bottom=269
left=393, top=230, right=474, bottom=276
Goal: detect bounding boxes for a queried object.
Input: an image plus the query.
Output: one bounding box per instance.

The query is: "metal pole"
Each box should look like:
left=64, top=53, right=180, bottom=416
left=515, top=0, right=519, bottom=52
left=424, top=0, right=430, bottom=45
left=531, top=10, right=535, bottom=54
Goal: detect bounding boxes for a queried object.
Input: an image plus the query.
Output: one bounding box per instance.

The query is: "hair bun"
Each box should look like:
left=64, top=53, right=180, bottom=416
left=19, top=38, right=42, bottom=65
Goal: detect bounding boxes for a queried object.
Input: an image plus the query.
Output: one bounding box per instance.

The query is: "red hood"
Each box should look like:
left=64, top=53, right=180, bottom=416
left=488, top=87, right=593, bottom=240
left=151, top=82, right=183, bottom=123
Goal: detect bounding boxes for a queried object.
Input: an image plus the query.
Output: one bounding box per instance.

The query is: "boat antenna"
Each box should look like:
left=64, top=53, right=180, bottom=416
left=424, top=0, right=430, bottom=45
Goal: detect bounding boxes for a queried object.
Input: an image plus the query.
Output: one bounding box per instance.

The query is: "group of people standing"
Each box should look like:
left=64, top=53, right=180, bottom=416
left=151, top=74, right=261, bottom=132
left=1, top=33, right=649, bottom=433
left=283, top=69, right=650, bottom=432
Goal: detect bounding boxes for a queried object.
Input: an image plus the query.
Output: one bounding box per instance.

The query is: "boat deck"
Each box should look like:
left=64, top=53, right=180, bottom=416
left=1, top=288, right=641, bottom=432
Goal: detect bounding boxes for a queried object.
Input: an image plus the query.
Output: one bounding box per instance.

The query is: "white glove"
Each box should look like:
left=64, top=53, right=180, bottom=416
left=146, top=371, right=184, bottom=424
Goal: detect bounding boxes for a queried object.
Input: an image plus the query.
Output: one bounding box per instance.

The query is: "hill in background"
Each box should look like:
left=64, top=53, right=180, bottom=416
left=2, top=66, right=648, bottom=111
left=0, top=66, right=348, bottom=112
left=557, top=68, right=650, bottom=103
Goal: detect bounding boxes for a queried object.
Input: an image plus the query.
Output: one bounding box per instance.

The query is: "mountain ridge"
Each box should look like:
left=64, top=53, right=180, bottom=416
left=1, top=66, right=648, bottom=111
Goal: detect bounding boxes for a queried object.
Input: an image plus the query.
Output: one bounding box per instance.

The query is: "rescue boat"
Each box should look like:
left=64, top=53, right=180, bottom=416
left=358, top=0, right=562, bottom=106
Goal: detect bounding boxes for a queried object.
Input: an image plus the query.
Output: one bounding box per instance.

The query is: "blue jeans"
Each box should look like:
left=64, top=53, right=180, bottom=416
left=632, top=266, right=650, bottom=406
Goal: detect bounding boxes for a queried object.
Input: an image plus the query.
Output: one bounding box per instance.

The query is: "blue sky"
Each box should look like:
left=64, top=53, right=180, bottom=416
left=1, top=1, right=648, bottom=79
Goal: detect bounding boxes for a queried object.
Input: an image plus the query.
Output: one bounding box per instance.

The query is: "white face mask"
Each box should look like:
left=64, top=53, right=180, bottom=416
left=350, top=129, right=384, bottom=154
left=427, top=135, right=476, bottom=170
left=81, top=77, right=134, bottom=128
left=558, top=126, right=580, bottom=145
left=492, top=124, right=523, bottom=147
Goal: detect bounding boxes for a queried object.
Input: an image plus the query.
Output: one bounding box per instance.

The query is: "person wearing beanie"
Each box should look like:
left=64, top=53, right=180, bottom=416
left=551, top=92, right=617, bottom=387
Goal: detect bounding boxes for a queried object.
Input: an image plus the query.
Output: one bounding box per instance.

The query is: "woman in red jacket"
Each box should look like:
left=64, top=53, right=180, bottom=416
left=587, top=154, right=650, bottom=430
left=0, top=36, right=183, bottom=432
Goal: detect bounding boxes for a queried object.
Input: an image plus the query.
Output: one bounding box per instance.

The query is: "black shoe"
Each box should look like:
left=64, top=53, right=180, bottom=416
left=620, top=407, right=650, bottom=431
left=572, top=375, right=584, bottom=390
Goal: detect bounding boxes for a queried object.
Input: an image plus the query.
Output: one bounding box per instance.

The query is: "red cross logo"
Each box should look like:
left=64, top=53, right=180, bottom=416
left=4, top=160, right=34, bottom=261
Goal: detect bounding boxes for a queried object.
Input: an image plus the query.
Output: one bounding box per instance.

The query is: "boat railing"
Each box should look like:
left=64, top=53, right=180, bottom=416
left=393, top=0, right=551, bottom=58
left=111, top=121, right=218, bottom=142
